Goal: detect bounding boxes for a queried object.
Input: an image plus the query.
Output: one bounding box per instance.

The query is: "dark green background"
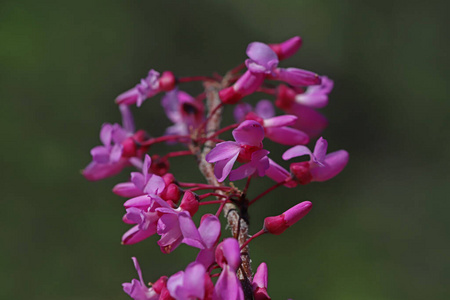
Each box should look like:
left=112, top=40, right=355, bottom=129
left=1, top=1, right=449, bottom=299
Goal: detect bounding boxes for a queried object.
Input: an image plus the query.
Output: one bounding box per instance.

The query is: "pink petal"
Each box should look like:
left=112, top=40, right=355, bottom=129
left=122, top=225, right=156, bottom=245
left=252, top=262, right=268, bottom=289
left=214, top=151, right=240, bottom=182
left=119, top=104, right=135, bottom=133
left=255, top=100, right=275, bottom=119
left=282, top=145, right=312, bottom=161
left=229, top=163, right=256, bottom=181
left=179, top=213, right=205, bottom=249
left=232, top=120, right=265, bottom=147
left=90, top=146, right=110, bottom=163
left=265, top=159, right=293, bottom=187
left=124, top=195, right=152, bottom=208
left=198, top=214, right=221, bottom=248
left=246, top=42, right=279, bottom=74
left=289, top=104, right=328, bottom=138
left=310, top=150, right=349, bottom=182
left=312, top=137, right=328, bottom=165
left=263, top=115, right=297, bottom=128
left=266, top=127, right=309, bottom=146
left=205, top=142, right=241, bottom=163
left=112, top=182, right=143, bottom=198
left=234, top=103, right=253, bottom=123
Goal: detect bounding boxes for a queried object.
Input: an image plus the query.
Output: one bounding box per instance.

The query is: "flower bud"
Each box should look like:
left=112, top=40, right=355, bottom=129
left=179, top=190, right=199, bottom=216
left=159, top=71, right=176, bottom=92
left=263, top=201, right=312, bottom=235
left=269, top=36, right=302, bottom=60
left=160, top=183, right=181, bottom=204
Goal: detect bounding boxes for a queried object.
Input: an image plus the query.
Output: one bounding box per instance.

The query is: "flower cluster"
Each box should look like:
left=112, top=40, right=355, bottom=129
left=83, top=36, right=348, bottom=299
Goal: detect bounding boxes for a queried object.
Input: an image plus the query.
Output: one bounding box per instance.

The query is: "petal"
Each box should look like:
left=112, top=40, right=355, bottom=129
left=90, top=146, right=111, bottom=163
left=124, top=195, right=152, bottom=208
left=232, top=120, right=265, bottom=147
left=82, top=159, right=128, bottom=181
left=252, top=262, right=268, bottom=289
left=265, top=159, right=290, bottom=183
left=246, top=42, right=279, bottom=74
left=183, top=263, right=206, bottom=299
left=289, top=104, right=328, bottom=138
left=205, top=142, right=241, bottom=163
left=198, top=214, right=221, bottom=248
left=229, top=163, right=256, bottom=181
left=179, top=212, right=205, bottom=249
left=113, top=182, right=143, bottom=198
left=310, top=150, right=349, bottom=182
left=312, top=137, right=328, bottom=165
left=214, top=266, right=245, bottom=300
left=167, top=271, right=184, bottom=299
left=266, top=127, right=310, bottom=146
left=221, top=238, right=241, bottom=271
left=282, top=145, right=312, bottom=160
left=143, top=174, right=166, bottom=195
left=99, top=123, right=113, bottom=146
left=263, top=115, right=297, bottom=128
left=214, top=151, right=240, bottom=182
left=122, top=225, right=156, bottom=245
left=161, top=89, right=183, bottom=124
left=234, top=103, right=253, bottom=123
left=255, top=100, right=275, bottom=119
left=119, top=104, right=135, bottom=133
left=115, top=87, right=140, bottom=105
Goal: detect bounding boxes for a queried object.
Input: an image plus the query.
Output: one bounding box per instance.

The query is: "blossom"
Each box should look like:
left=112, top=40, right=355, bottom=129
left=263, top=201, right=313, bottom=235
left=252, top=263, right=271, bottom=300
left=123, top=257, right=161, bottom=300
left=113, top=154, right=166, bottom=198
left=276, top=84, right=329, bottom=137
left=245, top=42, right=279, bottom=74
left=83, top=105, right=146, bottom=181
left=161, top=89, right=204, bottom=137
left=234, top=100, right=309, bottom=145
left=213, top=238, right=244, bottom=300
left=116, top=70, right=176, bottom=107
left=269, top=36, right=302, bottom=60
left=179, top=214, right=221, bottom=269
left=205, top=120, right=270, bottom=182
left=282, top=137, right=349, bottom=184
left=167, top=262, right=213, bottom=300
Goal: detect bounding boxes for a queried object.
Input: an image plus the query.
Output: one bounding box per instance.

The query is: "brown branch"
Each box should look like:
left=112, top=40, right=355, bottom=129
left=190, top=80, right=253, bottom=299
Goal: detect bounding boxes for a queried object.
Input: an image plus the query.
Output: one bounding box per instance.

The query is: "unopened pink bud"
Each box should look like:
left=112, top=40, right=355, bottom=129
left=152, top=276, right=168, bottom=294
left=269, top=36, right=302, bottom=60
left=159, top=71, right=176, bottom=92
left=160, top=183, right=181, bottom=204
left=179, top=190, right=199, bottom=216
left=219, top=71, right=264, bottom=104
left=263, top=201, right=312, bottom=235
left=290, top=161, right=313, bottom=185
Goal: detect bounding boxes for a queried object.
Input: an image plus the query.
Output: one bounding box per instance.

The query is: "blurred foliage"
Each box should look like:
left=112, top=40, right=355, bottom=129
left=1, top=0, right=449, bottom=299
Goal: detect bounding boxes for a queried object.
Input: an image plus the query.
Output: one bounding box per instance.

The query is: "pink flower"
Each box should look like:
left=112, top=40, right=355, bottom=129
left=167, top=262, right=213, bottom=300
left=282, top=137, right=349, bottom=184
left=263, top=201, right=313, bottom=235
left=295, top=76, right=334, bottom=108
left=276, top=84, right=329, bottom=137
left=161, top=89, right=204, bottom=137
left=116, top=70, right=176, bottom=107
left=179, top=214, right=221, bottom=269
left=213, top=238, right=244, bottom=300
left=113, top=154, right=166, bottom=198
left=219, top=70, right=264, bottom=104
left=234, top=100, right=309, bottom=145
left=83, top=105, right=147, bottom=181
left=269, top=36, right=302, bottom=60
left=245, top=42, right=279, bottom=74
left=123, top=257, right=161, bottom=300
left=252, top=263, right=271, bottom=300
left=205, top=120, right=270, bottom=182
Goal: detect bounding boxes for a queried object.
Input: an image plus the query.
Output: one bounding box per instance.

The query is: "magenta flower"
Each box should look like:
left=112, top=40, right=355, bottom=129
left=205, top=120, right=270, bottom=182
left=276, top=84, right=329, bottom=137
left=234, top=100, right=310, bottom=145
left=83, top=105, right=138, bottom=181
left=252, top=263, right=271, bottom=300
left=123, top=257, right=160, bottom=300
left=116, top=70, right=176, bottom=107
left=282, top=137, right=349, bottom=184
left=270, top=67, right=321, bottom=87
left=179, top=214, right=221, bottom=269
left=264, top=201, right=313, bottom=235
left=161, top=89, right=204, bottom=137
left=167, top=262, right=212, bottom=300
left=269, top=36, right=302, bottom=60
left=214, top=238, right=244, bottom=300
left=245, top=42, right=279, bottom=74
left=113, top=154, right=166, bottom=198
left=219, top=70, right=265, bottom=104
left=295, top=76, right=334, bottom=108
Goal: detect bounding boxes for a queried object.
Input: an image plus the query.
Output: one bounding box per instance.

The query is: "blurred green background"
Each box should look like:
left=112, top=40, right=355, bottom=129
left=1, top=0, right=449, bottom=299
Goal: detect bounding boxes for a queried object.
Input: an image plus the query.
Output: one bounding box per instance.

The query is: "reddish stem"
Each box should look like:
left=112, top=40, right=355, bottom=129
left=178, top=182, right=232, bottom=191
left=208, top=123, right=239, bottom=139
left=257, top=86, right=277, bottom=95
left=162, top=150, right=193, bottom=160
left=199, top=200, right=230, bottom=206
left=249, top=181, right=285, bottom=206
left=178, top=76, right=216, bottom=83
left=140, top=135, right=190, bottom=146
left=198, top=193, right=228, bottom=200
left=230, top=63, right=245, bottom=75
left=240, top=229, right=266, bottom=250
